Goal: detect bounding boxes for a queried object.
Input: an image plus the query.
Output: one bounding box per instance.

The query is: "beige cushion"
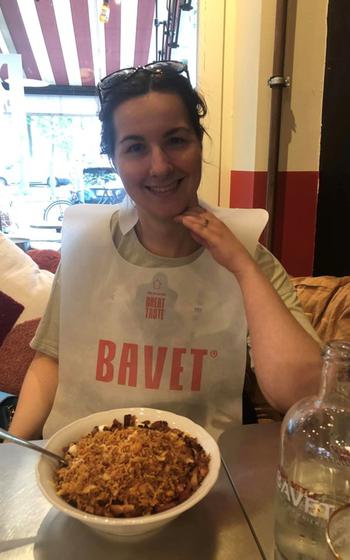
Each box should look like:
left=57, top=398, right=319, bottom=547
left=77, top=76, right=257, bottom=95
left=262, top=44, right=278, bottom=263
left=0, top=233, right=54, bottom=324
left=291, top=276, right=350, bottom=343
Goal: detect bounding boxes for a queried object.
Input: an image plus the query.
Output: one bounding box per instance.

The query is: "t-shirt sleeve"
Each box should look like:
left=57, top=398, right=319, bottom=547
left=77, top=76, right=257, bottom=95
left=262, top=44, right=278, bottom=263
left=247, top=244, right=322, bottom=364
left=30, top=263, right=60, bottom=360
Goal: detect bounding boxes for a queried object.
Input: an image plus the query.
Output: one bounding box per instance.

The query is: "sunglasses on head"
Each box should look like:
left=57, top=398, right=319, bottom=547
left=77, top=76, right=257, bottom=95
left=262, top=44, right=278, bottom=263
left=97, top=60, right=190, bottom=104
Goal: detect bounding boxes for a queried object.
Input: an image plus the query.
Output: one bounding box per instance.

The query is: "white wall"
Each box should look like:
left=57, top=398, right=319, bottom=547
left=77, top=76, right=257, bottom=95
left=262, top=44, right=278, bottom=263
left=279, top=0, right=328, bottom=171
left=197, top=0, right=225, bottom=205
left=197, top=0, right=328, bottom=205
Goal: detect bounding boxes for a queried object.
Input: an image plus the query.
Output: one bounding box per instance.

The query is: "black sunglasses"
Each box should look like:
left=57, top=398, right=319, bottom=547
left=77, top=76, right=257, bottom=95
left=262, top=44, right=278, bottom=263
left=97, top=60, right=190, bottom=104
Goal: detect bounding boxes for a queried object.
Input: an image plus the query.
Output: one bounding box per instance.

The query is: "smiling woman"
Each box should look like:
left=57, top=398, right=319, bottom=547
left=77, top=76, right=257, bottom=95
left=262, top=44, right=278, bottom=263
left=97, top=63, right=206, bottom=254
left=113, top=92, right=202, bottom=225
left=10, top=61, right=322, bottom=442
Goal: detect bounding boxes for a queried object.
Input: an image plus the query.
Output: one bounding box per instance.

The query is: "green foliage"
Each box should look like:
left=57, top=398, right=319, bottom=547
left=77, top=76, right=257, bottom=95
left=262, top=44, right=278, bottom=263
left=29, top=114, right=75, bottom=160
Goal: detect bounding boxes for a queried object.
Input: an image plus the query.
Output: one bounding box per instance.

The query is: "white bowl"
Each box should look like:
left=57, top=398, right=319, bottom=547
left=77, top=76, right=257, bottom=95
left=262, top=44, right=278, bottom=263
left=36, top=407, right=221, bottom=537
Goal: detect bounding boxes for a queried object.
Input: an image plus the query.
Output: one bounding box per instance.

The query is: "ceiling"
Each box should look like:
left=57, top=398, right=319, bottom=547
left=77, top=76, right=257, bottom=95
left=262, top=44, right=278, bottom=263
left=0, top=0, right=155, bottom=87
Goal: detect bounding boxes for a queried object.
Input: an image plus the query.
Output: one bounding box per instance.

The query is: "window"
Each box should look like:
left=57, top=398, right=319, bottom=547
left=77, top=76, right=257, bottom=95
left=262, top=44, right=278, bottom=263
left=0, top=0, right=197, bottom=248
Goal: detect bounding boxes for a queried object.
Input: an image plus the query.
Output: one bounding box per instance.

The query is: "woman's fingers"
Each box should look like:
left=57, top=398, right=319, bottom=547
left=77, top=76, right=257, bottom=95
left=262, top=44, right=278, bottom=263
left=175, top=205, right=210, bottom=220
left=175, top=208, right=253, bottom=275
left=174, top=207, right=219, bottom=231
left=175, top=214, right=215, bottom=242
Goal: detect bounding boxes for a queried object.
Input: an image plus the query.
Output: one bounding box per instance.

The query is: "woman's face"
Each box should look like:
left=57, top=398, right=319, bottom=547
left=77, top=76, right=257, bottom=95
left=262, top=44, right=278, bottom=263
left=113, top=91, right=202, bottom=222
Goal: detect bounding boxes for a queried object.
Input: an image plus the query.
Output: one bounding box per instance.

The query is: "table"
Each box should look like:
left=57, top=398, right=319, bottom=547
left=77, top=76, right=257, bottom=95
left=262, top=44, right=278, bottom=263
left=8, top=237, right=31, bottom=252
left=30, top=223, right=62, bottom=233
left=28, top=223, right=62, bottom=250
left=0, top=441, right=264, bottom=559
left=219, top=422, right=281, bottom=560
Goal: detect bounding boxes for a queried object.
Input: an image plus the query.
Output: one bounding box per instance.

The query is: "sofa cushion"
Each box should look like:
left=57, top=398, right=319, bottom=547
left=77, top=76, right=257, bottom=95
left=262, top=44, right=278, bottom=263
left=27, top=249, right=60, bottom=274
left=0, top=291, right=24, bottom=346
left=0, top=233, right=54, bottom=325
left=291, top=275, right=350, bottom=342
left=0, top=318, right=40, bottom=395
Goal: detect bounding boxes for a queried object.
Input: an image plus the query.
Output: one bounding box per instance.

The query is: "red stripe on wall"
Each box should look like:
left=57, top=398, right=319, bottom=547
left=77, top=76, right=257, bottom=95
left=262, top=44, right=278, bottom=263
left=35, top=0, right=68, bottom=85
left=105, top=2, right=121, bottom=74
left=70, top=0, right=95, bottom=86
left=273, top=171, right=319, bottom=276
left=230, top=170, right=319, bottom=276
left=134, top=0, right=155, bottom=66
left=0, top=0, right=40, bottom=80
left=230, top=170, right=267, bottom=209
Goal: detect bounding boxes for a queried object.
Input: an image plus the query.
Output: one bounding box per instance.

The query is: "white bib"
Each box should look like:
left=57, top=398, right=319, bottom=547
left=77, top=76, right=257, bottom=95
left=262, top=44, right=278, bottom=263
left=44, top=203, right=268, bottom=439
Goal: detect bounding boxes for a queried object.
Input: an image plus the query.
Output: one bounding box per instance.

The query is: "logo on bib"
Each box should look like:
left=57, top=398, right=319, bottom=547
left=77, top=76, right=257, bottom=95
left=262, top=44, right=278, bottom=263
left=141, top=273, right=177, bottom=321
left=145, top=294, right=166, bottom=320
left=95, top=339, right=215, bottom=392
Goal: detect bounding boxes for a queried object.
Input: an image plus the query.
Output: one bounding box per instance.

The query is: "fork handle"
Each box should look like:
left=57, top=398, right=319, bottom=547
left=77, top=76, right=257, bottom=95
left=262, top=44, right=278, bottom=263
left=0, top=428, right=67, bottom=466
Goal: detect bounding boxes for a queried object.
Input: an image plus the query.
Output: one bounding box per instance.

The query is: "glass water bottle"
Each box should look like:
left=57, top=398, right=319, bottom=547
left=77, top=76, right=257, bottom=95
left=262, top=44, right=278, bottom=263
left=274, top=340, right=350, bottom=559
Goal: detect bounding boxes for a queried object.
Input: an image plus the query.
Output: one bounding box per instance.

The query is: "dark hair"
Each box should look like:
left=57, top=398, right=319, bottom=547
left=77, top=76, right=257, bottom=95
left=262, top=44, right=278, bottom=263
left=98, top=68, right=207, bottom=161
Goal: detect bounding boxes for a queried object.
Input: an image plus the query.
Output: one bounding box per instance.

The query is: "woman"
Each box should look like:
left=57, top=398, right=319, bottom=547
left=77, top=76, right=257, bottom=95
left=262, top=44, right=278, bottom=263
left=10, top=62, right=321, bottom=440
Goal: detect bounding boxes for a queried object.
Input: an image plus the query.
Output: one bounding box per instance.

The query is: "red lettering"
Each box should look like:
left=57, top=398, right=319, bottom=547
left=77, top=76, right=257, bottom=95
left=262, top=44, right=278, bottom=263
left=96, top=339, right=116, bottom=382
left=145, top=307, right=164, bottom=320
left=144, top=346, right=168, bottom=389
left=170, top=348, right=186, bottom=390
left=96, top=342, right=207, bottom=391
left=190, top=348, right=207, bottom=390
left=118, top=343, right=138, bottom=386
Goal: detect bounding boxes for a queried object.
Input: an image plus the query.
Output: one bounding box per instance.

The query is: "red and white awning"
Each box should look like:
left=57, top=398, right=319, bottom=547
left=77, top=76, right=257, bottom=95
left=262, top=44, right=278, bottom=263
left=0, top=0, right=155, bottom=86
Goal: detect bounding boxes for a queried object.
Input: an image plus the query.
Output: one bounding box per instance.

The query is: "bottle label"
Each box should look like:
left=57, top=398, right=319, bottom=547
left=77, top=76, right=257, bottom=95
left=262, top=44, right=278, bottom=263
left=277, top=466, right=337, bottom=522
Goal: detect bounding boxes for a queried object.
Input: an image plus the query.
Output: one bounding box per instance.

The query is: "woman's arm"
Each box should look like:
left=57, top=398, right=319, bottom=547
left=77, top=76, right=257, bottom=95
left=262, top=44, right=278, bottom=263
left=233, top=258, right=321, bottom=411
left=9, top=264, right=61, bottom=440
left=175, top=208, right=322, bottom=412
left=9, top=352, right=58, bottom=440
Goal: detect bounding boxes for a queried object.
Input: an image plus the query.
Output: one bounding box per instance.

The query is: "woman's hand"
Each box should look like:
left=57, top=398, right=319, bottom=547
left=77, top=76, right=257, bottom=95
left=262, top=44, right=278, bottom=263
left=174, top=206, right=255, bottom=277
left=177, top=207, right=322, bottom=413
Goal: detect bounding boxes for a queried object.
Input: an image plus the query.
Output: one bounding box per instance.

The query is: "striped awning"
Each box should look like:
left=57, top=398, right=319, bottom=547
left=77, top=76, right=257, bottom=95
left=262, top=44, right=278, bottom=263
left=0, top=0, right=155, bottom=87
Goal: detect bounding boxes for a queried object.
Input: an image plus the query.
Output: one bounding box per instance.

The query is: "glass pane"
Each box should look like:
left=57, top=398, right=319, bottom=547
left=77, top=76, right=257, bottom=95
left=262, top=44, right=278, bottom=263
left=0, top=0, right=198, bottom=249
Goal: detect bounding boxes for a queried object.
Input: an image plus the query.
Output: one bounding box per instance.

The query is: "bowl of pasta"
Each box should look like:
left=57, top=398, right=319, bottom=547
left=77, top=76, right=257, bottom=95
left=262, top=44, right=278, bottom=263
left=36, top=407, right=220, bottom=537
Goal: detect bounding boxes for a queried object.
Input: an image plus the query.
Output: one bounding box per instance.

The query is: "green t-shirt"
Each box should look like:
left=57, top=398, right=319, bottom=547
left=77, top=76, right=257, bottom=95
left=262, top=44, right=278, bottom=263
left=31, top=211, right=320, bottom=360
